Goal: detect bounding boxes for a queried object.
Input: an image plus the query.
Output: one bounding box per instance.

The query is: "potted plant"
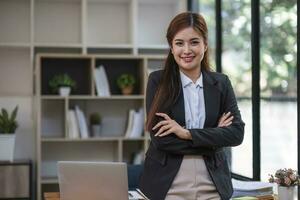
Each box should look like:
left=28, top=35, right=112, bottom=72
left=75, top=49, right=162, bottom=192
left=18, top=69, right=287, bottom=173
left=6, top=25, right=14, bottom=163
left=49, top=73, right=76, bottom=96
left=0, top=106, right=18, bottom=161
left=90, top=112, right=102, bottom=137
left=116, top=73, right=136, bottom=95
left=269, top=168, right=300, bottom=200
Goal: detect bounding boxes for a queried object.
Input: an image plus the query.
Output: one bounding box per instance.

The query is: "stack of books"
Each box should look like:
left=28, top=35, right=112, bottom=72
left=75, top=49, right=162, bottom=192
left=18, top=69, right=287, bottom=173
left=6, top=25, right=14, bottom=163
left=66, top=106, right=89, bottom=139
left=124, top=108, right=144, bottom=138
left=232, top=179, right=275, bottom=200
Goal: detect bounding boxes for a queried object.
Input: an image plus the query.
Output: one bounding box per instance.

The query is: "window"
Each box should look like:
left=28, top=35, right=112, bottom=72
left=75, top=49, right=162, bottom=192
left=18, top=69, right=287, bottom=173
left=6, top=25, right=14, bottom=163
left=195, top=0, right=298, bottom=183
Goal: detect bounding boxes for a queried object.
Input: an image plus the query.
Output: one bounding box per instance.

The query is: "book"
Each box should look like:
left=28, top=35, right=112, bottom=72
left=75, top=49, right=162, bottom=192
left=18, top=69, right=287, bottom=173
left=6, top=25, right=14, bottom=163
left=124, top=109, right=135, bottom=138
left=232, top=179, right=274, bottom=198
left=94, top=65, right=111, bottom=97
left=67, top=110, right=80, bottom=139
left=75, top=106, right=89, bottom=138
left=128, top=108, right=144, bottom=138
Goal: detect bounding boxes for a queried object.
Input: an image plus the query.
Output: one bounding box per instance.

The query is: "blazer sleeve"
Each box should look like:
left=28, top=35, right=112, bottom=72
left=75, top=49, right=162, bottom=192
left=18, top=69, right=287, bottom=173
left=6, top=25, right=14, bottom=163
left=189, top=75, right=245, bottom=148
left=146, top=72, right=216, bottom=155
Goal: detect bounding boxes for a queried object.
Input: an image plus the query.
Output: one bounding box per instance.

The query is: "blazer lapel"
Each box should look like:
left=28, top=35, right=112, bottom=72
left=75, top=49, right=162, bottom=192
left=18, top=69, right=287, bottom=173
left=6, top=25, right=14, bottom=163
left=202, top=70, right=221, bottom=128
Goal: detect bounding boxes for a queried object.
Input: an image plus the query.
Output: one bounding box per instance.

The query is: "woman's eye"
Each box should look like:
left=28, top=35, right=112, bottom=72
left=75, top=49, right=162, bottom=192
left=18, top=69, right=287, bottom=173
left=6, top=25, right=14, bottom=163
left=191, top=41, right=199, bottom=45
left=175, top=42, right=183, bottom=46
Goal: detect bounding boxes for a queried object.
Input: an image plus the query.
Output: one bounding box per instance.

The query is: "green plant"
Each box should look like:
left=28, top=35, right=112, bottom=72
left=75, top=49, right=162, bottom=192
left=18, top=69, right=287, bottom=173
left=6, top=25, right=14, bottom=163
left=116, top=74, right=136, bottom=89
left=49, top=73, right=76, bottom=94
left=90, top=113, right=102, bottom=125
left=0, top=106, right=18, bottom=134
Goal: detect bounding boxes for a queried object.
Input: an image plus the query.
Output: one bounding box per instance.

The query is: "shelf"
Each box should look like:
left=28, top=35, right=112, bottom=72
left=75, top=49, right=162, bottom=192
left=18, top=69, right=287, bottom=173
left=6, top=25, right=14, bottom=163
left=41, top=95, right=144, bottom=100
left=0, top=0, right=30, bottom=44
left=41, top=99, right=65, bottom=138
left=34, top=43, right=83, bottom=48
left=41, top=137, right=146, bottom=142
left=68, top=99, right=144, bottom=138
left=0, top=43, right=31, bottom=48
left=86, top=0, right=131, bottom=45
left=94, top=58, right=145, bottom=95
left=34, top=0, right=81, bottom=44
left=40, top=57, right=92, bottom=95
left=41, top=177, right=58, bottom=184
left=138, top=44, right=169, bottom=50
left=87, top=44, right=133, bottom=49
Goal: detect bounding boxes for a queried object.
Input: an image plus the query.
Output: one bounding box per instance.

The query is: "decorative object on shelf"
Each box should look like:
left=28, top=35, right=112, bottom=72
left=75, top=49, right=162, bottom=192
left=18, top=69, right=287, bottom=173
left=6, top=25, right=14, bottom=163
left=90, top=112, right=102, bottom=137
left=0, top=106, right=18, bottom=161
left=49, top=73, right=76, bottom=96
left=116, top=73, right=136, bottom=95
left=269, top=168, right=299, bottom=200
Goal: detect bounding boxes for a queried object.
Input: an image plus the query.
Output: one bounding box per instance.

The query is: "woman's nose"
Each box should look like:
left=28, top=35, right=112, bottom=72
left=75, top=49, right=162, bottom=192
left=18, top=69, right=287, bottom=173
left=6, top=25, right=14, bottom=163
left=183, top=44, right=191, bottom=54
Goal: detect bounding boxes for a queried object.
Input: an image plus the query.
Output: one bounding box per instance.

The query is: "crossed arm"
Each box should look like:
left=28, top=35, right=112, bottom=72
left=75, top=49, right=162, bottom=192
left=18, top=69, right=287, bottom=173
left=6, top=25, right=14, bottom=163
left=146, top=72, right=245, bottom=155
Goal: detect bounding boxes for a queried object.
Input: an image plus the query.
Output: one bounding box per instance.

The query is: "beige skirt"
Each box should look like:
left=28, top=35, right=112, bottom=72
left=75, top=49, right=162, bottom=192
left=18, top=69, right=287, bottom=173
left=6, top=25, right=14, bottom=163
left=165, top=155, right=221, bottom=200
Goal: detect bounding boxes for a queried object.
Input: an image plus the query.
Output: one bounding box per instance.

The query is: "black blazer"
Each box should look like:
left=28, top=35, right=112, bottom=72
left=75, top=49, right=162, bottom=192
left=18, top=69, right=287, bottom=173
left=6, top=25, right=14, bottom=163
left=139, top=70, right=245, bottom=200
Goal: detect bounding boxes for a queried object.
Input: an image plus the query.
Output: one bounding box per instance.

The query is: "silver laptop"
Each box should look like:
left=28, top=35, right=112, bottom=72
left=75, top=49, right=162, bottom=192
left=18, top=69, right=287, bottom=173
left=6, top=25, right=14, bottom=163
left=58, top=161, right=129, bottom=200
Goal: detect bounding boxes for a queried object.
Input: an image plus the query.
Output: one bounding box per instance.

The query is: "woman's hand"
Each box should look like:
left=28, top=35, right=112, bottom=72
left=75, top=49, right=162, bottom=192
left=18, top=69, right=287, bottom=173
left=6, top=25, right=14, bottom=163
left=152, top=113, right=191, bottom=140
left=218, top=112, right=234, bottom=127
left=152, top=112, right=234, bottom=139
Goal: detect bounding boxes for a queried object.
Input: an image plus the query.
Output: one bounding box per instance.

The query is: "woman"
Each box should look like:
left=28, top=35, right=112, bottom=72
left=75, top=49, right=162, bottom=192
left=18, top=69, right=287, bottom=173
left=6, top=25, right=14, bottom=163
left=139, top=12, right=245, bottom=200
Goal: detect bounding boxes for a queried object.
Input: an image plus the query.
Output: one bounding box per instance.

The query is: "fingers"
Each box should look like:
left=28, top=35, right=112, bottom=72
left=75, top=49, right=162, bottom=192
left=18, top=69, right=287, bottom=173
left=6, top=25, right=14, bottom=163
left=155, top=113, right=171, bottom=120
left=219, top=112, right=231, bottom=123
left=152, top=120, right=168, bottom=130
left=219, top=120, right=232, bottom=127
left=157, top=129, right=173, bottom=137
left=152, top=113, right=175, bottom=137
left=222, top=115, right=234, bottom=125
left=218, top=112, right=234, bottom=127
left=154, top=124, right=172, bottom=136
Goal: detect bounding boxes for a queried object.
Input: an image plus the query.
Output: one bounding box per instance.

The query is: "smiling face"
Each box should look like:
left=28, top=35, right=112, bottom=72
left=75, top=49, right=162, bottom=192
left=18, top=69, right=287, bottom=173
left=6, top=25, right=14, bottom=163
left=171, top=27, right=207, bottom=78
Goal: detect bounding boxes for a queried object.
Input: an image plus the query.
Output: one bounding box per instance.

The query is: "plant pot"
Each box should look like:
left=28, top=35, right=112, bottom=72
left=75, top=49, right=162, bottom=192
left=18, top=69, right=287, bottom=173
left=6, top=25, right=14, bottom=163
left=121, top=86, right=133, bottom=95
left=0, top=134, right=16, bottom=162
left=59, top=87, right=71, bottom=96
left=91, top=125, right=102, bottom=137
left=278, top=185, right=295, bottom=200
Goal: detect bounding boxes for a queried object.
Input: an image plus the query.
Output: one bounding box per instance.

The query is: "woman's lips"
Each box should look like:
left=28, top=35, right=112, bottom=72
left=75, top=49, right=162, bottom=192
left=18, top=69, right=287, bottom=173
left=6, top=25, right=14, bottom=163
left=181, top=56, right=194, bottom=63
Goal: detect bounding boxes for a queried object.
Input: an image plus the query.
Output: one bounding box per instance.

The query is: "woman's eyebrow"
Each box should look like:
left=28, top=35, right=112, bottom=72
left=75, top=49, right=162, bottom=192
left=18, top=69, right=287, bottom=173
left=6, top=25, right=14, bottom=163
left=174, top=38, right=200, bottom=42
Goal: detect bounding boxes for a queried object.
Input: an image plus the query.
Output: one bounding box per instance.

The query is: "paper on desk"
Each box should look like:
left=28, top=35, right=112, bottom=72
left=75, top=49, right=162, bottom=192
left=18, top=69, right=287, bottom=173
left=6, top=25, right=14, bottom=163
left=232, top=179, right=274, bottom=191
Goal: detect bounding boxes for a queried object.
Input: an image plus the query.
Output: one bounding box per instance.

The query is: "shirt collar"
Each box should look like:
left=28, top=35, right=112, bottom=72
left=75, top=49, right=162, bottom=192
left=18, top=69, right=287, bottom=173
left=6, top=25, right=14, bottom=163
left=180, top=70, right=203, bottom=88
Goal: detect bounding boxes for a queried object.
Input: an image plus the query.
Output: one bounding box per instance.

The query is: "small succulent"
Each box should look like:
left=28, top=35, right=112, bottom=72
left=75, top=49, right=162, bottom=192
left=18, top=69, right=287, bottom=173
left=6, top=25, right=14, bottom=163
left=0, top=106, right=18, bottom=134
left=49, top=73, right=76, bottom=94
left=90, top=113, right=102, bottom=125
left=116, top=74, right=136, bottom=89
